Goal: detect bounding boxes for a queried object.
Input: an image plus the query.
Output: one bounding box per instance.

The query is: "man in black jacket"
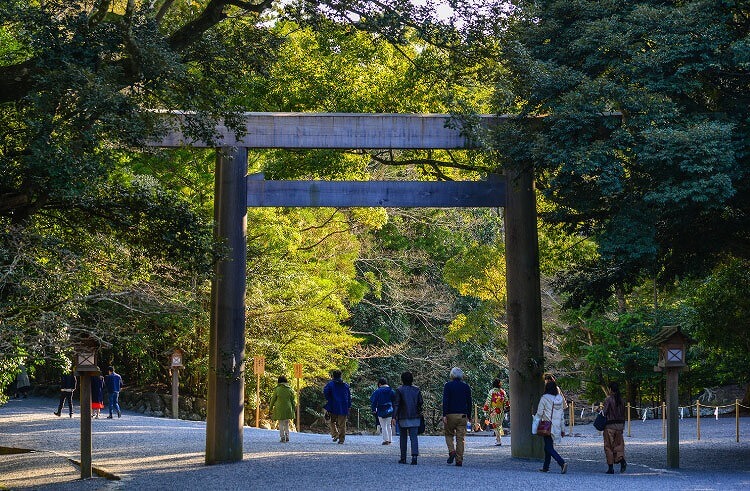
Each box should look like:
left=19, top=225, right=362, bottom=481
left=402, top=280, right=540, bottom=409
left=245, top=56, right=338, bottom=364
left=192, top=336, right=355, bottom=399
left=54, top=370, right=77, bottom=418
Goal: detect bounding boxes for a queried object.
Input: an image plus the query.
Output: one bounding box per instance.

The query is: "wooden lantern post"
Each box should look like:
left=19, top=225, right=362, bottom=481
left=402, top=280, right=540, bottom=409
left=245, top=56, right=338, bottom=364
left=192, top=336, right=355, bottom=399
left=170, top=348, right=185, bottom=419
left=651, top=325, right=694, bottom=469
left=294, top=363, right=303, bottom=431
left=254, top=356, right=265, bottom=428
left=74, top=339, right=100, bottom=480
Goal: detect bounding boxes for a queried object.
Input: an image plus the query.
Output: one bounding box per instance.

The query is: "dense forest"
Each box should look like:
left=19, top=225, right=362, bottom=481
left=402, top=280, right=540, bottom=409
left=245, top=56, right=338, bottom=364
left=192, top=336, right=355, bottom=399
left=2, top=0, right=749, bottom=418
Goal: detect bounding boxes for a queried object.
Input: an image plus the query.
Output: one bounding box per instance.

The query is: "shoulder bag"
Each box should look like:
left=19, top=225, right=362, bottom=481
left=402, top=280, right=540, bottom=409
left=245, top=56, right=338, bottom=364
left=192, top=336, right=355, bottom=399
left=536, top=400, right=553, bottom=437
left=594, top=411, right=607, bottom=431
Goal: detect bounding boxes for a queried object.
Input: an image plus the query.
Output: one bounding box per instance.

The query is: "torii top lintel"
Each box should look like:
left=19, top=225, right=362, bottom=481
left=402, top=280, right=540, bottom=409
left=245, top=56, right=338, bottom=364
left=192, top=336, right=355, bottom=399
left=152, top=112, right=500, bottom=149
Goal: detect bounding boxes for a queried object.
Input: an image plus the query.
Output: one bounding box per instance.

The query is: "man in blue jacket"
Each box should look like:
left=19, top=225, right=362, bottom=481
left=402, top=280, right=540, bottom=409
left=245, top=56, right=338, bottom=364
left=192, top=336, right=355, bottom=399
left=370, top=377, right=396, bottom=445
left=323, top=370, right=351, bottom=444
left=105, top=366, right=123, bottom=419
left=442, top=367, right=472, bottom=466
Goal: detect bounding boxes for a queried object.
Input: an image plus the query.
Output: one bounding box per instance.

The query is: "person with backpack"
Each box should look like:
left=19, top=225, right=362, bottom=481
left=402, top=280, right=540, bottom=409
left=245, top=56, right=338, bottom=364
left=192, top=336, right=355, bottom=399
left=370, top=377, right=396, bottom=445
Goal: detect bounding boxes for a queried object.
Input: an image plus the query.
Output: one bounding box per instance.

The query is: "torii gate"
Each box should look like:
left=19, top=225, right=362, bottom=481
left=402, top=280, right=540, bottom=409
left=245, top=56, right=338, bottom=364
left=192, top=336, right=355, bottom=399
left=151, top=112, right=544, bottom=463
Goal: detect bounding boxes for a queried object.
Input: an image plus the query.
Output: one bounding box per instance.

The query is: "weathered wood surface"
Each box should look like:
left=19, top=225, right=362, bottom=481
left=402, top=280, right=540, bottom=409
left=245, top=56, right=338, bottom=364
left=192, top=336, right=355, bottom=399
left=246, top=178, right=506, bottom=208
left=206, top=147, right=247, bottom=464
left=155, top=113, right=499, bottom=149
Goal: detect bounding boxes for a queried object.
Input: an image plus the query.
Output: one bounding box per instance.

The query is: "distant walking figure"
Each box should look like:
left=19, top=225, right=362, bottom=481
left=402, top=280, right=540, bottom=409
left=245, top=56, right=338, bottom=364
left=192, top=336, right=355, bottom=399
left=14, top=365, right=30, bottom=399
left=269, top=375, right=296, bottom=442
left=105, top=366, right=123, bottom=419
left=54, top=371, right=77, bottom=417
left=91, top=374, right=105, bottom=419
left=442, top=367, right=472, bottom=466
left=483, top=378, right=509, bottom=446
left=393, top=371, right=423, bottom=465
left=536, top=380, right=567, bottom=474
left=323, top=370, right=351, bottom=444
left=371, top=377, right=396, bottom=445
left=603, top=381, right=627, bottom=473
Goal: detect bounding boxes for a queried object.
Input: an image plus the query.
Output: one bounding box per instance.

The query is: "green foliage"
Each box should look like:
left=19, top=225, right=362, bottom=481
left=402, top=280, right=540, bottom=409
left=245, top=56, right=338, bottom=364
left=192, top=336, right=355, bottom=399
left=494, top=0, right=750, bottom=308
left=683, top=258, right=750, bottom=387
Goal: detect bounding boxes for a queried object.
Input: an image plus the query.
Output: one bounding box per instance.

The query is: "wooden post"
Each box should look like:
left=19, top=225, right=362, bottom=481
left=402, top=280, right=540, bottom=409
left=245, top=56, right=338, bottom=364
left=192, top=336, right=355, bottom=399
left=80, top=375, right=92, bottom=479
left=254, top=356, right=264, bottom=428
left=697, top=400, right=701, bottom=440
left=294, top=363, right=302, bottom=432
left=627, top=402, right=631, bottom=437
left=662, top=401, right=666, bottom=440
left=256, top=371, right=261, bottom=428
left=569, top=401, right=574, bottom=436
left=505, top=168, right=544, bottom=459
left=737, top=399, right=740, bottom=443
left=206, top=147, right=248, bottom=465
left=172, top=368, right=179, bottom=419
left=666, top=368, right=679, bottom=468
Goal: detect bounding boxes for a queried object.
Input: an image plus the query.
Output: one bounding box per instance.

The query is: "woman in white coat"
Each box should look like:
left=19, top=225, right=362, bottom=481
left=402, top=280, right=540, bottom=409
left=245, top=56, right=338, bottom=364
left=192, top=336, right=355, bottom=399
left=535, top=380, right=568, bottom=474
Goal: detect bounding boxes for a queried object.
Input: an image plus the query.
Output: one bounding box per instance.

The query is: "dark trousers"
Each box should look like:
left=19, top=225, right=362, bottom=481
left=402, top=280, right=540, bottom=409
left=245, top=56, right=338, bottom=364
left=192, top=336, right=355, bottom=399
left=399, top=426, right=419, bottom=459
left=543, top=435, right=565, bottom=470
left=57, top=391, right=73, bottom=415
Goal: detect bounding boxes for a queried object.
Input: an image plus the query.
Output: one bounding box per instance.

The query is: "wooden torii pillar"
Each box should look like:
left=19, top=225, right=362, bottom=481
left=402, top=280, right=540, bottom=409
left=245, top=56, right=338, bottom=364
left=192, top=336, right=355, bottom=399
left=152, top=113, right=544, bottom=462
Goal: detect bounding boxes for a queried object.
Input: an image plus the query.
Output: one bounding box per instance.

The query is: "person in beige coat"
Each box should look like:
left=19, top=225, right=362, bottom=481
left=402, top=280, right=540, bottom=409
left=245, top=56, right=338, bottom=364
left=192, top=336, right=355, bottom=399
left=535, top=381, right=568, bottom=474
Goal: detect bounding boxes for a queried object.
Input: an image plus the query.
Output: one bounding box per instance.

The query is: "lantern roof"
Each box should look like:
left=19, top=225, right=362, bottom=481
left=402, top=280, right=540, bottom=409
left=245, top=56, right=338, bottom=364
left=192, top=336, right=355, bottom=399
left=649, top=325, right=695, bottom=347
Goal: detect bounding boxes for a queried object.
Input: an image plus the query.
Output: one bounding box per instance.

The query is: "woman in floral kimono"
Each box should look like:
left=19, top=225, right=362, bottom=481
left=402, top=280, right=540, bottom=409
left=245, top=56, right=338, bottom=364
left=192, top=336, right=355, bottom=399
left=483, top=378, right=509, bottom=446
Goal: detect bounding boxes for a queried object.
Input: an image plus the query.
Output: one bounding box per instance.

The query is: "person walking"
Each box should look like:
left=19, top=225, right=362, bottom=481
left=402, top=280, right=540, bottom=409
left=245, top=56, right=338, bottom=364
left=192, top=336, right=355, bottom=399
left=323, top=369, right=351, bottom=444
left=393, top=371, right=423, bottom=465
left=14, top=365, right=31, bottom=399
left=603, top=381, right=627, bottom=474
left=91, top=374, right=105, bottom=419
left=370, top=377, right=396, bottom=445
left=269, top=375, right=296, bottom=443
left=54, top=370, right=77, bottom=417
left=483, top=378, right=509, bottom=446
left=105, top=366, right=123, bottom=419
left=442, top=367, right=472, bottom=466
left=536, top=380, right=568, bottom=474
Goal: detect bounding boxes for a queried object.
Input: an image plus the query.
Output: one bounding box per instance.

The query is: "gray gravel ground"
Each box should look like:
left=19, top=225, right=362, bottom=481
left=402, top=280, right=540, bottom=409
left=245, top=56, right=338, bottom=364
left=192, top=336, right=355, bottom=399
left=1, top=396, right=749, bottom=490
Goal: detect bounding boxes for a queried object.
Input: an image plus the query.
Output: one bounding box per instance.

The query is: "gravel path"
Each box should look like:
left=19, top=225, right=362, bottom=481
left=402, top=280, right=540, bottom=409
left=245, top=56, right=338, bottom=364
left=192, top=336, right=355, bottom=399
left=1, top=397, right=749, bottom=490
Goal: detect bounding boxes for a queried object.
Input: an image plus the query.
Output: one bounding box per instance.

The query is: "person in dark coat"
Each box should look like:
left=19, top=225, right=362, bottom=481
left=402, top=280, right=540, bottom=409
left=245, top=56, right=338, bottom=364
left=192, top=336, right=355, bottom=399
left=91, top=374, right=105, bottom=419
left=393, top=371, right=423, bottom=465
left=323, top=370, right=351, bottom=444
left=442, top=367, right=472, bottom=466
left=54, top=370, right=77, bottom=417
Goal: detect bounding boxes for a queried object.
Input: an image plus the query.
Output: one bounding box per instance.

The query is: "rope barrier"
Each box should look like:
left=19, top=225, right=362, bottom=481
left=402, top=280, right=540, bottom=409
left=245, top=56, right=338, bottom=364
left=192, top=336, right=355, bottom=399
left=567, top=399, right=748, bottom=443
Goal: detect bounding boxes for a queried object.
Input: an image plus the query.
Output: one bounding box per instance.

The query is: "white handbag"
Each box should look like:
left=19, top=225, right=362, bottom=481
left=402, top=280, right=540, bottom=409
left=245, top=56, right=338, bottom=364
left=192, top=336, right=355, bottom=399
left=531, top=414, right=541, bottom=435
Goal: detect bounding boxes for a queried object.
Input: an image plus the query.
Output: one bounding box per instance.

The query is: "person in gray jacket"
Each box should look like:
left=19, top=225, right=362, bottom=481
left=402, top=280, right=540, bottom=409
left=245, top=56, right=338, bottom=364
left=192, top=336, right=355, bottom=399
left=393, top=371, right=423, bottom=465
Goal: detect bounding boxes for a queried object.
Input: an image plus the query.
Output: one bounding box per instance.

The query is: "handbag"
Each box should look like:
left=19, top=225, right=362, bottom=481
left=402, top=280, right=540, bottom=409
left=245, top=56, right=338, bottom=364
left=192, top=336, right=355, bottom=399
left=594, top=411, right=607, bottom=431
left=531, top=414, right=541, bottom=435
left=418, top=415, right=426, bottom=435
left=536, top=403, right=554, bottom=437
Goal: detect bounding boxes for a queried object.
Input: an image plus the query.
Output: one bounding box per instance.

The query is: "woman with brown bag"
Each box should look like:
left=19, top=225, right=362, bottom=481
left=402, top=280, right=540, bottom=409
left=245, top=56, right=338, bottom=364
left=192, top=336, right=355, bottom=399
left=535, top=380, right=568, bottom=474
